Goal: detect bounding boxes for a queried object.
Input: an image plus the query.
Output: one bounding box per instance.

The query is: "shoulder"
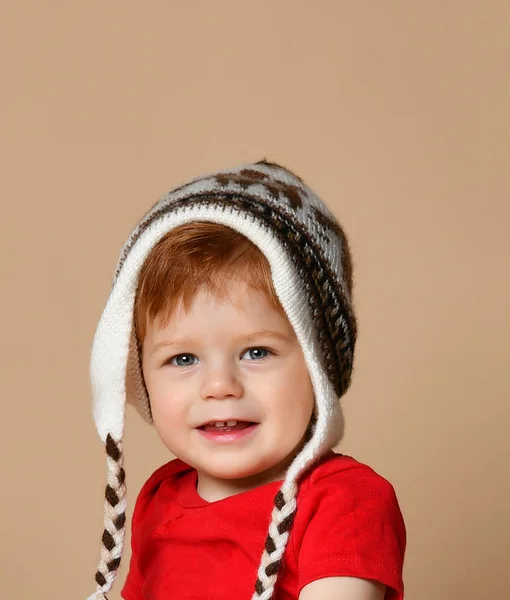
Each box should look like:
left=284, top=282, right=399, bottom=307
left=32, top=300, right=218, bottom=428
left=137, top=457, right=191, bottom=497
left=130, top=458, right=191, bottom=526
left=300, top=452, right=400, bottom=501
left=293, top=451, right=406, bottom=551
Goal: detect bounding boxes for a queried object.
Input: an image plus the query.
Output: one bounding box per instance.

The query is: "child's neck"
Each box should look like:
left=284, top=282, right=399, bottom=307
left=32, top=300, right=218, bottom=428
left=195, top=451, right=301, bottom=502
left=195, top=468, right=282, bottom=502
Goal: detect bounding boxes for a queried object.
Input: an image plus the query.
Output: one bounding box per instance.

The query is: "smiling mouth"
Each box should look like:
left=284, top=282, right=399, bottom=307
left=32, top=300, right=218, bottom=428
left=197, top=420, right=257, bottom=432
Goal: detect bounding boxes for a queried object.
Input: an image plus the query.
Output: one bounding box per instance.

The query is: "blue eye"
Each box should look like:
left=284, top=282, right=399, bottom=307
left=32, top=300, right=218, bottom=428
left=242, top=347, right=271, bottom=360
left=168, top=348, right=272, bottom=367
left=170, top=354, right=198, bottom=367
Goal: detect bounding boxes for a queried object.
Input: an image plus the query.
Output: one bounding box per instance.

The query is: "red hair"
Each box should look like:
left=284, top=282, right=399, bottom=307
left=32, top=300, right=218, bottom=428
left=134, top=222, right=286, bottom=344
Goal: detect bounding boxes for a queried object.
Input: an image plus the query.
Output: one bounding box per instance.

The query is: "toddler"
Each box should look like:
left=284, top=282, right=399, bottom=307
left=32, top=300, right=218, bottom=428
left=86, top=160, right=406, bottom=600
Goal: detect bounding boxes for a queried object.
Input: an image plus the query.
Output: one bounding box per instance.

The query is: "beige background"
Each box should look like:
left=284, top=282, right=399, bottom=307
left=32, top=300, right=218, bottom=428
left=1, top=2, right=509, bottom=599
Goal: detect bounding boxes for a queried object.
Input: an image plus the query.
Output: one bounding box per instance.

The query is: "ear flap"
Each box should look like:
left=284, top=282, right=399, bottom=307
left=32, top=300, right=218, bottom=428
left=125, top=325, right=153, bottom=423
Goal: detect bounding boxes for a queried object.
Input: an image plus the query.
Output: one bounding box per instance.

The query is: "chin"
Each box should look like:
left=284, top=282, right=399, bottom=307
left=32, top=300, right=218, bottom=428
left=202, top=452, right=292, bottom=483
left=190, top=453, right=257, bottom=478
left=199, top=458, right=263, bottom=480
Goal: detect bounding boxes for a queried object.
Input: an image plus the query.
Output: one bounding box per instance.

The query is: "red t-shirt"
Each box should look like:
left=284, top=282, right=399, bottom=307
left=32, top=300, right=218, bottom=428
left=122, top=452, right=406, bottom=600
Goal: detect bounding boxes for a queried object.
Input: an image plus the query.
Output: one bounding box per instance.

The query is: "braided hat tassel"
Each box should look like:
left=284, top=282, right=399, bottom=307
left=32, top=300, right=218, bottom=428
left=252, top=485, right=298, bottom=599
left=87, top=435, right=127, bottom=600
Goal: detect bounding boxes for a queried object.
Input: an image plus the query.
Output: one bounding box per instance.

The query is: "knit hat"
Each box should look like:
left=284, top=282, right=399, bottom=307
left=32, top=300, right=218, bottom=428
left=87, top=160, right=357, bottom=600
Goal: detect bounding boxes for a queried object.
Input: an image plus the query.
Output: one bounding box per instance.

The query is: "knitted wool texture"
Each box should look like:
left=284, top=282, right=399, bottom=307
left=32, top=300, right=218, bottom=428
left=88, top=160, right=357, bottom=600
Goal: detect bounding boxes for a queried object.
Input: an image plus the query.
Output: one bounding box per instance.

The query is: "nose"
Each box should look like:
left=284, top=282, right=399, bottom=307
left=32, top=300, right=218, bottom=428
left=199, top=361, right=244, bottom=401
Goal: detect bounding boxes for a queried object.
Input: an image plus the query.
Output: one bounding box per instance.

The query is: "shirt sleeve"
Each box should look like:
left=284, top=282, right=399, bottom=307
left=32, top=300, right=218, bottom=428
left=120, top=465, right=169, bottom=600
left=296, top=470, right=406, bottom=598
left=120, top=498, right=145, bottom=600
left=121, top=548, right=144, bottom=600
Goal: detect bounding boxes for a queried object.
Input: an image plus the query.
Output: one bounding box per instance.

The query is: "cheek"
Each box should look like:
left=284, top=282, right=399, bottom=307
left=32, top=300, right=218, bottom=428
left=144, top=372, right=189, bottom=421
left=149, top=389, right=190, bottom=447
left=268, top=361, right=315, bottom=421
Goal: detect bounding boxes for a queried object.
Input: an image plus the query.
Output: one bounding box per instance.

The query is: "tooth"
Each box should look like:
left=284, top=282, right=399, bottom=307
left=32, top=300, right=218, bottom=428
left=226, top=420, right=237, bottom=427
left=214, top=421, right=225, bottom=428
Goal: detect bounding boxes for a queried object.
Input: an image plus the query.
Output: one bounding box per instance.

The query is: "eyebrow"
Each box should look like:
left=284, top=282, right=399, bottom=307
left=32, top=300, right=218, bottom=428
left=150, top=330, right=293, bottom=355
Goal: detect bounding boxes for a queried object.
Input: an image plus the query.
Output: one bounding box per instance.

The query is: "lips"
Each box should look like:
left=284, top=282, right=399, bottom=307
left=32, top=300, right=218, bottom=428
left=196, top=420, right=259, bottom=443
left=196, top=419, right=257, bottom=431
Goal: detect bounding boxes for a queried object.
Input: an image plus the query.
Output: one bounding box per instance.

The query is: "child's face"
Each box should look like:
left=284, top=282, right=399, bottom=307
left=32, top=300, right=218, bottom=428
left=141, top=281, right=315, bottom=498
